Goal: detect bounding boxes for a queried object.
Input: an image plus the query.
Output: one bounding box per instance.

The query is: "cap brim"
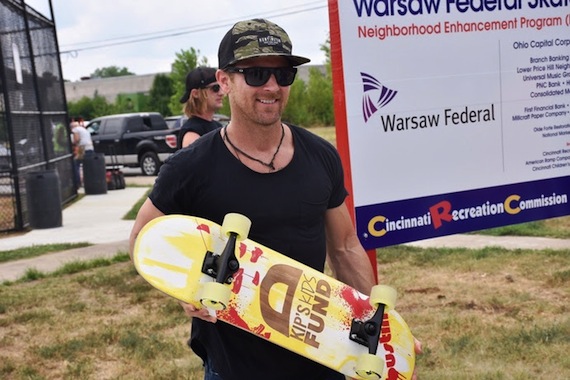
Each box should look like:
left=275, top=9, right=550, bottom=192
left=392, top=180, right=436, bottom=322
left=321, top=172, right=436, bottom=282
left=179, top=91, right=190, bottom=104
left=287, top=55, right=311, bottom=67
left=225, top=53, right=311, bottom=68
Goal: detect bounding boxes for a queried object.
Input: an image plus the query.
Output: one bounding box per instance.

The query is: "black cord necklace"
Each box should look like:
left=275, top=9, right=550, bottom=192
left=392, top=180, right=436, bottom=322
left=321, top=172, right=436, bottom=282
left=224, top=124, right=285, bottom=171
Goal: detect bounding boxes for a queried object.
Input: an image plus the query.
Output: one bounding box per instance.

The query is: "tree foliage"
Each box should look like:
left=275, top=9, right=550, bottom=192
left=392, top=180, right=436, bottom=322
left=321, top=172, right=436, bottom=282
left=168, top=48, right=209, bottom=116
left=67, top=94, right=114, bottom=121
left=283, top=37, right=334, bottom=127
left=90, top=66, right=134, bottom=78
left=305, top=67, right=334, bottom=126
left=148, top=74, right=174, bottom=117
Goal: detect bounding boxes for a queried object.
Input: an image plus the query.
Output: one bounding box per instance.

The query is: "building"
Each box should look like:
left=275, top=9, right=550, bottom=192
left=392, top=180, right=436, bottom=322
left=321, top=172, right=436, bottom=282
left=64, top=73, right=159, bottom=103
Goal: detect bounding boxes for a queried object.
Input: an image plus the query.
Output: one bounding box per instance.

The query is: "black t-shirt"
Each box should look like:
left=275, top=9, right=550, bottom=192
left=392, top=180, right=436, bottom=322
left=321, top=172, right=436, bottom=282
left=177, top=116, right=222, bottom=149
left=149, top=125, right=348, bottom=380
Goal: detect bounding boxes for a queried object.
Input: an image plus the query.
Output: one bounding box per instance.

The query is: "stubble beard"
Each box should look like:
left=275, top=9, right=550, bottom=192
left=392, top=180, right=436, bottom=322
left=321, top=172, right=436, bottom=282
left=232, top=97, right=286, bottom=128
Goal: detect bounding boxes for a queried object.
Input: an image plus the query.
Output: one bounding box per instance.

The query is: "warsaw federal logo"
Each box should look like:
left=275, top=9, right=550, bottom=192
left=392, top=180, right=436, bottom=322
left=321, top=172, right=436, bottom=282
left=361, top=72, right=397, bottom=122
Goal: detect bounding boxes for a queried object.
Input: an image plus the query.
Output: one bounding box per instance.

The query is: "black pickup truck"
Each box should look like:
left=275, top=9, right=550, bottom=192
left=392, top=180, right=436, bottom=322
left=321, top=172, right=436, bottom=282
left=87, top=112, right=178, bottom=176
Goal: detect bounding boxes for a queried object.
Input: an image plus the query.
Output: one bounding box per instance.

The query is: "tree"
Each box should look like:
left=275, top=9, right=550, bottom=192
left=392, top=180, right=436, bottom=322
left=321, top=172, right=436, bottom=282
left=320, top=36, right=332, bottom=66
left=283, top=37, right=334, bottom=127
left=308, top=37, right=334, bottom=126
left=282, top=79, right=309, bottom=126
left=305, top=66, right=334, bottom=126
left=168, top=48, right=209, bottom=115
left=90, top=66, right=134, bottom=78
left=148, top=74, right=174, bottom=116
left=67, top=94, right=114, bottom=121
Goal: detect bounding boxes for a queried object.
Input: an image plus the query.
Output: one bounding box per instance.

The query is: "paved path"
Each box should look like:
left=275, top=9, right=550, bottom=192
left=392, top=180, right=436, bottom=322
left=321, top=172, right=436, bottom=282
left=1, top=176, right=568, bottom=282
left=0, top=176, right=152, bottom=282
left=1, top=187, right=148, bottom=251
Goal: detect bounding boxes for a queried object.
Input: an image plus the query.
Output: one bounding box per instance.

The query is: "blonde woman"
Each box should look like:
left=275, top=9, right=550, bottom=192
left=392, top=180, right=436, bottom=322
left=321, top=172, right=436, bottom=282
left=177, top=67, right=225, bottom=149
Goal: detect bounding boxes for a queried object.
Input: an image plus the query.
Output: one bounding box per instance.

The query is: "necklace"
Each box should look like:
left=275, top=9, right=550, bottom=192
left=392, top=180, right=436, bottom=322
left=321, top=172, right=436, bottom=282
left=224, top=124, right=285, bottom=171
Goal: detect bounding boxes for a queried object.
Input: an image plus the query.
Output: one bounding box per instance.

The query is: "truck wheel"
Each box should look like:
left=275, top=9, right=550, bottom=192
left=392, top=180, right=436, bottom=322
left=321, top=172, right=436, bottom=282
left=140, top=152, right=160, bottom=176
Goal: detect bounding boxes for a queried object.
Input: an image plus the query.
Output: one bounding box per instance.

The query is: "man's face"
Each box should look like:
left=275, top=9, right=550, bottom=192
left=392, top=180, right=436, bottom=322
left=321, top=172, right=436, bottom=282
left=204, top=83, right=224, bottom=112
left=219, top=56, right=292, bottom=127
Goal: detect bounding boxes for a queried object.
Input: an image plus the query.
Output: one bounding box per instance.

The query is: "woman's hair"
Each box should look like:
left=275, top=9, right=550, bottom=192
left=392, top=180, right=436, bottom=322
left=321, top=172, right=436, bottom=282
left=182, top=88, right=209, bottom=117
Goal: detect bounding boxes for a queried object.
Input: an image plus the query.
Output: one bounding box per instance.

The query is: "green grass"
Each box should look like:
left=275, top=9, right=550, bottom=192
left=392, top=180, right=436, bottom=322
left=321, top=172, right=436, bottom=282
left=0, top=246, right=568, bottom=379
left=475, top=217, right=570, bottom=239
left=1, top=253, right=130, bottom=285
left=0, top=259, right=204, bottom=379
left=0, top=243, right=91, bottom=263
left=124, top=188, right=151, bottom=220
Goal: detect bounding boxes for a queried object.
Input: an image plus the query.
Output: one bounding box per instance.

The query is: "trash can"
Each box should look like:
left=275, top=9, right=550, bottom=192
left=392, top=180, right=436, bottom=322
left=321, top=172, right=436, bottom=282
left=26, top=169, right=62, bottom=229
left=83, top=153, right=107, bottom=195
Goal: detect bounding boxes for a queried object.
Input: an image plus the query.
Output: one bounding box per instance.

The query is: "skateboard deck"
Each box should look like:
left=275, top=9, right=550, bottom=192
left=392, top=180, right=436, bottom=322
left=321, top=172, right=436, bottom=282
left=133, top=214, right=415, bottom=379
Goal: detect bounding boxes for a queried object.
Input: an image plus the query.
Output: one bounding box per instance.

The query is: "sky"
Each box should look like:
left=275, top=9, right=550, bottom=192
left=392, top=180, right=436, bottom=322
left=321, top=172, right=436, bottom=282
left=25, top=0, right=331, bottom=82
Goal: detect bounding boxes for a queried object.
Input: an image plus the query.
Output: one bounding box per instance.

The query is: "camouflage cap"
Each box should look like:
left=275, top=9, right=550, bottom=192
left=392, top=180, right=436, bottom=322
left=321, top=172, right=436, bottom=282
left=218, top=18, right=310, bottom=69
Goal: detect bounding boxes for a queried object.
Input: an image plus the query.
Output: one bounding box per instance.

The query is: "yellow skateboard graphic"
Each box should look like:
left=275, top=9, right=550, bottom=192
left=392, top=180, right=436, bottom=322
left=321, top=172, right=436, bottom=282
left=133, top=213, right=415, bottom=379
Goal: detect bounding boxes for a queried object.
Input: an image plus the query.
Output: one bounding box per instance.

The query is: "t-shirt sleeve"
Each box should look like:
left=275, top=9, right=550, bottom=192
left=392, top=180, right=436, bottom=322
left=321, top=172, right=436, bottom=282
left=148, top=150, right=192, bottom=214
left=326, top=144, right=348, bottom=209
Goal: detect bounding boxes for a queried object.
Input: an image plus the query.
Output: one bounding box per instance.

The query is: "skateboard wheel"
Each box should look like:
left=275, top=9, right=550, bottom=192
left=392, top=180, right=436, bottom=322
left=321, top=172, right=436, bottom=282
left=370, top=285, right=397, bottom=310
left=221, top=213, right=251, bottom=240
left=355, top=353, right=383, bottom=379
left=200, top=282, right=231, bottom=311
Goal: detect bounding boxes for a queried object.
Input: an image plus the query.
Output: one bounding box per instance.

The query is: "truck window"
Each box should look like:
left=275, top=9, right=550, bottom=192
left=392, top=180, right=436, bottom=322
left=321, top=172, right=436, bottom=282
left=101, top=118, right=122, bottom=136
left=142, top=116, right=152, bottom=131
left=126, top=117, right=144, bottom=132
left=149, top=114, right=167, bottom=130
left=87, top=120, right=101, bottom=134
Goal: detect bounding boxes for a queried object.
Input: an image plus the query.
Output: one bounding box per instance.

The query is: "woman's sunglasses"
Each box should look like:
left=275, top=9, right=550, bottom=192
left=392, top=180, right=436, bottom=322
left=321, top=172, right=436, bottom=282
left=204, top=84, right=221, bottom=93
left=225, top=67, right=297, bottom=87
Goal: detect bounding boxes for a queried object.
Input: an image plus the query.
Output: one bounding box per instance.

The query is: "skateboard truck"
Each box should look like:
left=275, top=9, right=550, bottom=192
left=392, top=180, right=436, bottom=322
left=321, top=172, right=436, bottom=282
left=349, top=303, right=385, bottom=356
left=198, top=214, right=251, bottom=311
left=349, top=285, right=398, bottom=379
left=201, top=231, right=240, bottom=284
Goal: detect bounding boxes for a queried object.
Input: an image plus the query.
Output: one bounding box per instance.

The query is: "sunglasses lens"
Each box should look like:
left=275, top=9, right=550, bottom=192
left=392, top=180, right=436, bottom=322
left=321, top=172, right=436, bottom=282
left=274, top=68, right=297, bottom=86
left=244, top=68, right=297, bottom=87
left=244, top=68, right=271, bottom=86
left=229, top=67, right=297, bottom=87
left=210, top=84, right=221, bottom=93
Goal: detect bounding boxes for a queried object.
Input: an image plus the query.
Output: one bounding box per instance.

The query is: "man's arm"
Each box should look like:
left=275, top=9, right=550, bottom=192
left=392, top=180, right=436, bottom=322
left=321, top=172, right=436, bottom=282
left=128, top=198, right=165, bottom=260
left=326, top=203, right=423, bottom=379
left=181, top=131, right=201, bottom=148
left=72, top=129, right=80, bottom=145
left=128, top=199, right=216, bottom=322
left=325, top=202, right=376, bottom=294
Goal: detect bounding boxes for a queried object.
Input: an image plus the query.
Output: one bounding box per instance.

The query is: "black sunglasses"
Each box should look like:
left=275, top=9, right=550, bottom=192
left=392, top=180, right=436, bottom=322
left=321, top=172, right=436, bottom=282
left=204, top=84, right=221, bottom=93
left=225, top=67, right=297, bottom=87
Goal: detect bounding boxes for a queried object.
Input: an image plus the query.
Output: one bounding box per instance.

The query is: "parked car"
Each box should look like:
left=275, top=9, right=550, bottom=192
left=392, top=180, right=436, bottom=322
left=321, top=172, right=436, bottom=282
left=165, top=115, right=184, bottom=130
left=87, top=112, right=179, bottom=176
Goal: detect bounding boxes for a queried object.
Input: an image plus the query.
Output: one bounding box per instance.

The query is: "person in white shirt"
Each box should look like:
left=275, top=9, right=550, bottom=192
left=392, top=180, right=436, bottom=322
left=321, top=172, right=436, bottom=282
left=71, top=119, right=94, bottom=188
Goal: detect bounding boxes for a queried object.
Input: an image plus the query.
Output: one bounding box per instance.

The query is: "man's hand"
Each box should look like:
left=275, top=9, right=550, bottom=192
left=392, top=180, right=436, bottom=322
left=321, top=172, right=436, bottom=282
left=412, top=336, right=422, bottom=380
left=179, top=301, right=217, bottom=323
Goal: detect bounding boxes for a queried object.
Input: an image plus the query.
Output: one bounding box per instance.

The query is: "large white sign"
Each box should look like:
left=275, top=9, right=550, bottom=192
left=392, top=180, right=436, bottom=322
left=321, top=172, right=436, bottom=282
left=329, top=0, right=570, bottom=248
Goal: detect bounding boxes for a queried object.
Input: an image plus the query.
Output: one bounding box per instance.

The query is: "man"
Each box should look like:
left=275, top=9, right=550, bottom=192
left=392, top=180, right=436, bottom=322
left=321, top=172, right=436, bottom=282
left=178, top=66, right=225, bottom=148
left=71, top=119, right=94, bottom=188
left=129, top=18, right=419, bottom=380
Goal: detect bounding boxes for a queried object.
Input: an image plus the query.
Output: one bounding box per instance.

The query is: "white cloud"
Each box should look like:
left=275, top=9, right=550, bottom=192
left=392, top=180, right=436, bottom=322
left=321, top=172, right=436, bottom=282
left=26, top=0, right=329, bottom=81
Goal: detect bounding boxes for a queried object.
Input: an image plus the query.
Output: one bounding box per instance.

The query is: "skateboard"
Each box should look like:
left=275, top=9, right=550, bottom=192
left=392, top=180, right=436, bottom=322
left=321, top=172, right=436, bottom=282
left=133, top=214, right=415, bottom=379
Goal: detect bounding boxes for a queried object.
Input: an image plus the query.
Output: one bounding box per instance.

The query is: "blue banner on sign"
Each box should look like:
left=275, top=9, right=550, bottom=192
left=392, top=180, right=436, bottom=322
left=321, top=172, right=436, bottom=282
left=356, top=176, right=570, bottom=249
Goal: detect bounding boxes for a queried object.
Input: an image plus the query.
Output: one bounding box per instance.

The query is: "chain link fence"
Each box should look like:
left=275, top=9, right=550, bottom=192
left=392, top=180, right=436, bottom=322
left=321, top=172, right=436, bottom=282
left=0, top=0, right=76, bottom=232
